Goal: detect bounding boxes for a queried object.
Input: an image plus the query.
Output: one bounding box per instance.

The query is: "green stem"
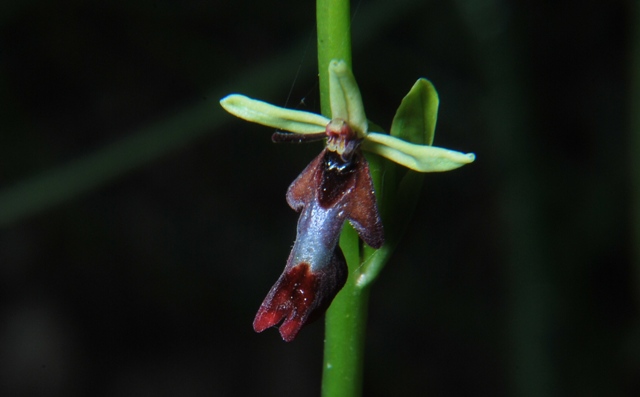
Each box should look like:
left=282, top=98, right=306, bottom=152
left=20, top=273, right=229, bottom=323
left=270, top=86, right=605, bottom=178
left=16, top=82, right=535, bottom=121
left=317, top=0, right=352, bottom=117
left=317, top=1, right=368, bottom=396
left=322, top=226, right=369, bottom=397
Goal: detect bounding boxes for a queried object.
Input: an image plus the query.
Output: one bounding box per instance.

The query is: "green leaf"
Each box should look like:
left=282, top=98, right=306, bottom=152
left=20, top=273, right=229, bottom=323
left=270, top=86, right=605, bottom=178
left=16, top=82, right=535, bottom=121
left=358, top=79, right=440, bottom=286
left=390, top=78, right=438, bottom=145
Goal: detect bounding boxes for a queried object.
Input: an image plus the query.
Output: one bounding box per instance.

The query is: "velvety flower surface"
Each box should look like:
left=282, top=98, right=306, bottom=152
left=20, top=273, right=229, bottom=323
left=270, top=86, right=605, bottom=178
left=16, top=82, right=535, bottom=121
left=254, top=122, right=382, bottom=341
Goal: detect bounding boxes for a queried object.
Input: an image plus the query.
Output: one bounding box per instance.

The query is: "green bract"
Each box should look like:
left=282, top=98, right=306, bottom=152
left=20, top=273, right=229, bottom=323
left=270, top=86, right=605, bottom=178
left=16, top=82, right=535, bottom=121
left=219, top=59, right=475, bottom=173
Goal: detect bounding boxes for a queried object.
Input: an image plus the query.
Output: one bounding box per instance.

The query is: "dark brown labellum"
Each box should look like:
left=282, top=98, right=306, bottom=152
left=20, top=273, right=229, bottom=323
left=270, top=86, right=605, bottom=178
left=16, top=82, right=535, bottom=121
left=253, top=120, right=384, bottom=341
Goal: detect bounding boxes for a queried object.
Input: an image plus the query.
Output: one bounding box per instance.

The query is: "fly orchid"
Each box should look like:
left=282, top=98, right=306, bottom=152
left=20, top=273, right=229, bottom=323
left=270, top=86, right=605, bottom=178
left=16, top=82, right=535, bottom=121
left=220, top=59, right=475, bottom=341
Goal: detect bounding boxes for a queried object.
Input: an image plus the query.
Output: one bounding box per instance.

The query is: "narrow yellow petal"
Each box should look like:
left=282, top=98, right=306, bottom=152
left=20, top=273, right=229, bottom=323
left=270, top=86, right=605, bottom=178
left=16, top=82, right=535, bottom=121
left=220, top=94, right=329, bottom=134
left=363, top=132, right=475, bottom=172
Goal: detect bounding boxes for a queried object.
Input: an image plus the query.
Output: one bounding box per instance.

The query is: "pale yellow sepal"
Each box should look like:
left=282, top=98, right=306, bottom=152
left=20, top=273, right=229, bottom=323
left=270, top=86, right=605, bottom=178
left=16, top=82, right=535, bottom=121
left=363, top=132, right=476, bottom=172
left=220, top=94, right=329, bottom=134
left=220, top=61, right=475, bottom=173
left=328, top=60, right=368, bottom=138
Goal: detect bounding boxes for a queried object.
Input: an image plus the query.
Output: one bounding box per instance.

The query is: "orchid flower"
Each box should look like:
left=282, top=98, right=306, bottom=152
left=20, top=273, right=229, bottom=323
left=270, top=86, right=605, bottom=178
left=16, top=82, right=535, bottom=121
left=220, top=59, right=475, bottom=341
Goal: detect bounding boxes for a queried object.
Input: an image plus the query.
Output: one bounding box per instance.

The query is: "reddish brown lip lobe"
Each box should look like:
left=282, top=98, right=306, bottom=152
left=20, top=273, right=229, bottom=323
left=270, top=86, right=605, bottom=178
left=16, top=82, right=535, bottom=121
left=253, top=263, right=318, bottom=342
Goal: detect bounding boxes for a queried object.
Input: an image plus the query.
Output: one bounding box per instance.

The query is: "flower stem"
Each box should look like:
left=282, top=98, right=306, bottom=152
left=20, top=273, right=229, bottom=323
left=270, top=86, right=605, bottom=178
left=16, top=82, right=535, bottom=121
left=317, top=1, right=368, bottom=396
left=322, top=227, right=369, bottom=397
left=317, top=0, right=352, bottom=117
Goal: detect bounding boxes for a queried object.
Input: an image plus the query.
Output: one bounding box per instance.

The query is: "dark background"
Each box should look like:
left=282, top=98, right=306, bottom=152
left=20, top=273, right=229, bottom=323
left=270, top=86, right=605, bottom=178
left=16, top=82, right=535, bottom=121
left=0, top=0, right=636, bottom=396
